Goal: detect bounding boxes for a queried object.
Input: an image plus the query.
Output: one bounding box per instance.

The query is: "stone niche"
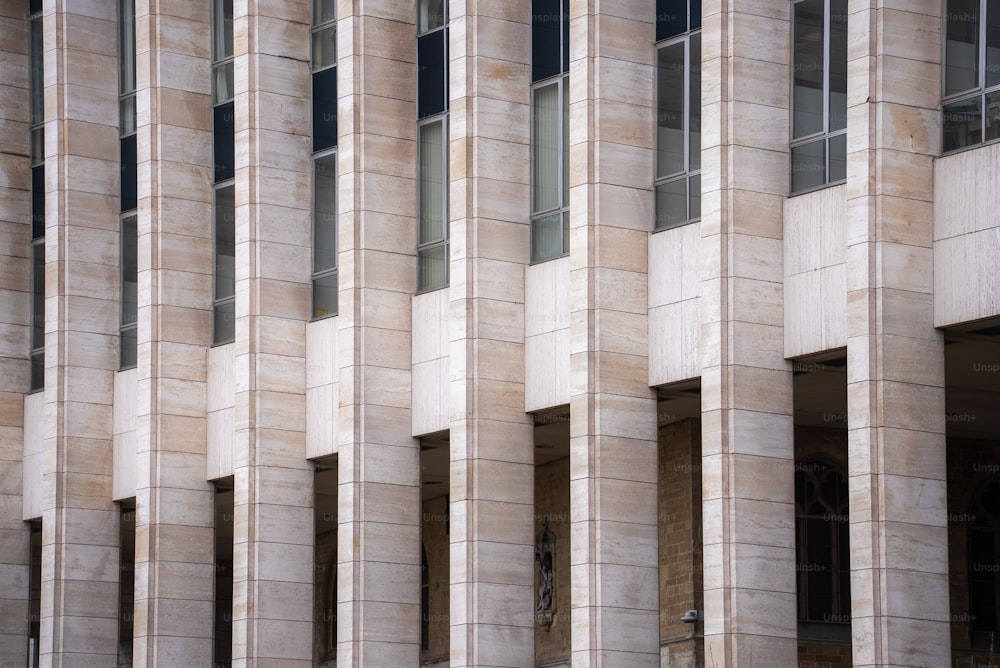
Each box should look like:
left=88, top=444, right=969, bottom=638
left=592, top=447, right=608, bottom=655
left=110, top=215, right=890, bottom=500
left=535, top=456, right=570, bottom=665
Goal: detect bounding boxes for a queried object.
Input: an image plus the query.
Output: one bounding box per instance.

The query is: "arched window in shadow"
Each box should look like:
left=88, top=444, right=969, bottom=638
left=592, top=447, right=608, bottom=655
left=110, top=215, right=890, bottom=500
left=969, top=480, right=1000, bottom=649
left=421, top=543, right=430, bottom=651
left=796, top=457, right=851, bottom=628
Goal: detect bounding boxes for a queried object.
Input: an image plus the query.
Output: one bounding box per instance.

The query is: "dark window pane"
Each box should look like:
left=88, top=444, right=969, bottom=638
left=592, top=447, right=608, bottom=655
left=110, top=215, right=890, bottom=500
left=31, top=164, right=45, bottom=239
left=121, top=214, right=138, bottom=330
left=213, top=300, right=235, bottom=345
left=30, top=0, right=42, bottom=14
left=946, top=0, right=980, bottom=96
left=313, top=273, right=338, bottom=318
left=215, top=185, right=235, bottom=301
left=944, top=97, right=983, bottom=151
left=31, top=242, right=44, bottom=350
left=988, top=3, right=1000, bottom=88
left=656, top=0, right=687, bottom=41
left=829, top=0, right=848, bottom=132
left=657, top=42, right=685, bottom=177
left=828, top=133, right=846, bottom=182
left=314, top=155, right=337, bottom=272
left=30, top=350, right=44, bottom=392
left=987, top=90, right=1000, bottom=142
left=688, top=173, right=701, bottom=221
left=655, top=178, right=687, bottom=229
left=532, top=0, right=561, bottom=82
left=120, top=327, right=137, bottom=369
left=418, top=29, right=447, bottom=118
left=689, top=33, right=701, bottom=171
left=561, top=0, right=569, bottom=72
left=214, top=101, right=235, bottom=183
left=691, top=0, right=701, bottom=30
left=791, top=139, right=825, bottom=192
left=120, top=134, right=137, bottom=212
left=793, top=0, right=824, bottom=139
left=313, top=67, right=338, bottom=151
left=30, top=16, right=43, bottom=125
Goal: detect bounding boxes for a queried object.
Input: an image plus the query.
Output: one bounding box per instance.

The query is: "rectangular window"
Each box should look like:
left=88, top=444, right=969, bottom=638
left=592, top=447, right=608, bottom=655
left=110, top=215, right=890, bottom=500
left=312, top=0, right=337, bottom=152
left=418, top=118, right=448, bottom=291
left=29, top=1, right=44, bottom=391
left=417, top=0, right=449, bottom=290
left=531, top=0, right=569, bottom=262
left=213, top=184, right=236, bottom=343
left=312, top=0, right=338, bottom=317
left=313, top=155, right=337, bottom=318
left=213, top=0, right=235, bottom=343
left=790, top=0, right=847, bottom=193
left=944, top=0, right=1000, bottom=152
left=120, top=215, right=138, bottom=368
left=655, top=2, right=701, bottom=230
left=119, top=0, right=138, bottom=368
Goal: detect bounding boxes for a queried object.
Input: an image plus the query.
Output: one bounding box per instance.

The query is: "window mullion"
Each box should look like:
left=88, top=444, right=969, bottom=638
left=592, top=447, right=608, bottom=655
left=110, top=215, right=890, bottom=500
left=823, top=0, right=830, bottom=135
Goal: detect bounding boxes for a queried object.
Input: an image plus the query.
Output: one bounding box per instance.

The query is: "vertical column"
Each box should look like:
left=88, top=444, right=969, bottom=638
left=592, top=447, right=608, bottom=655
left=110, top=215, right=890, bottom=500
left=699, top=2, right=797, bottom=665
left=132, top=0, right=216, bottom=665
left=845, top=4, right=948, bottom=667
left=448, top=2, right=535, bottom=666
left=229, top=0, right=314, bottom=665
left=38, top=1, right=120, bottom=664
left=0, top=2, right=30, bottom=664
left=568, top=2, right=659, bottom=665
left=336, top=3, right=420, bottom=666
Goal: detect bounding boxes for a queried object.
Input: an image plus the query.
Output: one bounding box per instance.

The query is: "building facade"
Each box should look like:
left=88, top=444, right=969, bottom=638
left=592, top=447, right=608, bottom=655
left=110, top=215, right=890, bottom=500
left=1, top=1, right=999, bottom=667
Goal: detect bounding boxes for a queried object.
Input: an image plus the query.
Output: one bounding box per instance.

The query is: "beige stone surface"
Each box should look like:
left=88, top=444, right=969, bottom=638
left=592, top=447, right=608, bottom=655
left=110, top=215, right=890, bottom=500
left=448, top=3, right=535, bottom=666
left=846, top=4, right=950, bottom=668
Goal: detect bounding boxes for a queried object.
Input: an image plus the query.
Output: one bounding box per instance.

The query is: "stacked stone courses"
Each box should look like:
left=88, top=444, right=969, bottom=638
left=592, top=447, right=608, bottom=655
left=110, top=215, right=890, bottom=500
left=2, top=1, right=1000, bottom=667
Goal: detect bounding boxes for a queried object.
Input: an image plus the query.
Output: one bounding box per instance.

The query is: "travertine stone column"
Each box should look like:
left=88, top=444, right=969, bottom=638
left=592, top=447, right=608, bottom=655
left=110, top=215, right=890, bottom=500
left=229, top=1, right=314, bottom=664
left=700, top=2, right=797, bottom=665
left=845, top=4, right=948, bottom=666
left=568, top=2, right=659, bottom=665
left=132, top=1, right=216, bottom=664
left=448, top=2, right=535, bottom=666
left=336, top=3, right=420, bottom=665
left=0, top=3, right=31, bottom=664
left=37, top=1, right=121, bottom=664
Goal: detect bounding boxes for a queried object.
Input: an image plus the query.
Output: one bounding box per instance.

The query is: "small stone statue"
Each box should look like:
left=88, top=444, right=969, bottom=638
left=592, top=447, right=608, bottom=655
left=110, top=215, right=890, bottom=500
left=535, top=518, right=555, bottom=615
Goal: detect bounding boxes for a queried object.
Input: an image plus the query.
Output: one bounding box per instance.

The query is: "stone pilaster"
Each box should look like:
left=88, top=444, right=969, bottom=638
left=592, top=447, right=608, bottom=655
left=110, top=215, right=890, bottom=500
left=37, top=1, right=120, bottom=664
left=448, top=2, right=535, bottom=666
left=568, top=2, right=659, bottom=665
left=132, top=0, right=216, bottom=665
left=699, top=2, right=797, bottom=665
left=0, top=2, right=31, bottom=664
left=229, top=1, right=314, bottom=664
left=336, top=2, right=421, bottom=665
left=845, top=3, right=948, bottom=666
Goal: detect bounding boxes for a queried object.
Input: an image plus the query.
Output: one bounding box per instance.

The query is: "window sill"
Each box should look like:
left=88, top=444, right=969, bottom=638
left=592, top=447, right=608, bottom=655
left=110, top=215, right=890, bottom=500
left=789, top=179, right=846, bottom=198
left=652, top=218, right=700, bottom=234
